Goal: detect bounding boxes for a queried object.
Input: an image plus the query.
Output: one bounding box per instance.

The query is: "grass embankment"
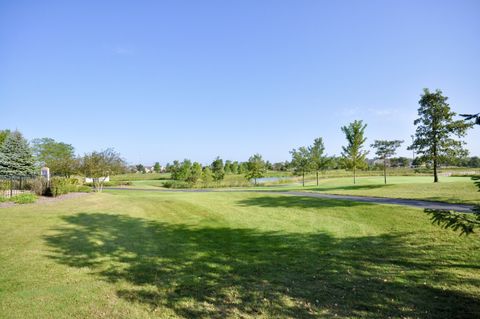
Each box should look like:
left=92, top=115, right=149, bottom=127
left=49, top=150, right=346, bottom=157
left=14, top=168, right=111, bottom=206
left=0, top=190, right=479, bottom=318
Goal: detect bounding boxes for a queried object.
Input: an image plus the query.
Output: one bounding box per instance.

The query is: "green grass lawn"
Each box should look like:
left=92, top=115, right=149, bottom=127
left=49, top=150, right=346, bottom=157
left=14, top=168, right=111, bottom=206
left=273, top=176, right=480, bottom=205
left=1, top=191, right=479, bottom=318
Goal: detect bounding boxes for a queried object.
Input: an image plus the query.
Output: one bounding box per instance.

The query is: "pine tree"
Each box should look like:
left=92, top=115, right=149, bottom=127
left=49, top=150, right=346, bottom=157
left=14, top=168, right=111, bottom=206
left=408, top=89, right=472, bottom=182
left=0, top=131, right=36, bottom=177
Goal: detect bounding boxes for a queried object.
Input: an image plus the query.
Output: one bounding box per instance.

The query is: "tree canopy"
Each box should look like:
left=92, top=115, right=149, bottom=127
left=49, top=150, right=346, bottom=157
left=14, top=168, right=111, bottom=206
left=31, top=137, right=77, bottom=177
left=371, top=140, right=403, bottom=184
left=341, top=120, right=368, bottom=184
left=408, top=89, right=472, bottom=182
left=245, top=153, right=266, bottom=185
left=0, top=130, right=36, bottom=177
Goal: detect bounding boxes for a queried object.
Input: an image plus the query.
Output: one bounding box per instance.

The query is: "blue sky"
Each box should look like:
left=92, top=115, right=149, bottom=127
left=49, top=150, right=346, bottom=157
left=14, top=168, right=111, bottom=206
left=1, top=0, right=479, bottom=165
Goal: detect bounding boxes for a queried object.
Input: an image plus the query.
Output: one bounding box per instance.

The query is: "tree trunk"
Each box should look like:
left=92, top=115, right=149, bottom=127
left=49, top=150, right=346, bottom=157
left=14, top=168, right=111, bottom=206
left=433, top=143, right=438, bottom=183
left=316, top=171, right=319, bottom=186
left=383, top=159, right=387, bottom=184
left=353, top=166, right=356, bottom=184
left=302, top=171, right=305, bottom=187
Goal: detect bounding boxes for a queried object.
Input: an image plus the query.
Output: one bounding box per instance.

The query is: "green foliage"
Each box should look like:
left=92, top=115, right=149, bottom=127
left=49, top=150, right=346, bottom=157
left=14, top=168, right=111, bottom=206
left=245, top=154, right=266, bottom=185
left=153, top=162, right=161, bottom=173
left=371, top=140, right=404, bottom=184
left=0, top=129, right=11, bottom=146
left=31, top=138, right=77, bottom=177
left=0, top=130, right=36, bottom=177
left=211, top=157, right=225, bottom=181
left=187, top=162, right=203, bottom=184
left=202, top=167, right=213, bottom=186
left=309, top=137, right=331, bottom=186
left=290, top=146, right=311, bottom=186
left=28, top=177, right=49, bottom=196
left=136, top=164, right=146, bottom=173
left=79, top=149, right=126, bottom=191
left=11, top=193, right=37, bottom=204
left=425, top=207, right=480, bottom=235
left=341, top=120, right=368, bottom=184
left=408, top=88, right=473, bottom=182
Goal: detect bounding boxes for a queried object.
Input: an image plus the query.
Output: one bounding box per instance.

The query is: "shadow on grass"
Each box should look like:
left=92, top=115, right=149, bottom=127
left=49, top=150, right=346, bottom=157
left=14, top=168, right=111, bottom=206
left=44, top=213, right=480, bottom=318
left=308, top=184, right=394, bottom=192
left=236, top=195, right=372, bottom=209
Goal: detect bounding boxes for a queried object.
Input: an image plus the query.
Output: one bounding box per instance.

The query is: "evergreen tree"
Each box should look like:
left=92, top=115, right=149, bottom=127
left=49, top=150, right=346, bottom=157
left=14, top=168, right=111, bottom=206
left=153, top=162, right=161, bottom=173
left=0, top=130, right=36, bottom=177
left=408, top=89, right=472, bottom=182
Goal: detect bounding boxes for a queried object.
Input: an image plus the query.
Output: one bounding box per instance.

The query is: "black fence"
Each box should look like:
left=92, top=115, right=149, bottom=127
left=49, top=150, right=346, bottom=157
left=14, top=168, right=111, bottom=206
left=0, top=176, right=40, bottom=198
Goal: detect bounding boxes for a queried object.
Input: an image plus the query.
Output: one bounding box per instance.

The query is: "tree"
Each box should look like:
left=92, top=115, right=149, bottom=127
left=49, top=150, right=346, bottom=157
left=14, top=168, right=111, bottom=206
left=224, top=160, right=232, bottom=174
left=0, top=130, right=36, bottom=177
left=153, top=162, right=161, bottom=173
left=341, top=120, right=368, bottom=184
left=231, top=161, right=239, bottom=175
left=370, top=140, right=403, bottom=184
left=309, top=137, right=330, bottom=186
left=245, top=153, right=266, bottom=185
left=136, top=164, right=146, bottom=174
left=31, top=138, right=77, bottom=177
left=169, top=160, right=181, bottom=180
left=177, top=159, right=192, bottom=181
left=408, top=89, right=472, bottom=182
left=79, top=149, right=126, bottom=192
left=187, top=162, right=202, bottom=184
left=290, top=146, right=311, bottom=187
left=202, top=167, right=213, bottom=186
left=211, top=157, right=225, bottom=182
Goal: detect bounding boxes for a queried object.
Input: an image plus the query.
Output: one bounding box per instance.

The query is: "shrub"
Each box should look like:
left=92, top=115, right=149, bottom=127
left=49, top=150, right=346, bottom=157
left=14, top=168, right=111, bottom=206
left=163, top=181, right=190, bottom=189
left=11, top=193, right=37, bottom=204
left=28, top=177, right=49, bottom=196
left=49, top=177, right=70, bottom=197
left=0, top=196, right=8, bottom=203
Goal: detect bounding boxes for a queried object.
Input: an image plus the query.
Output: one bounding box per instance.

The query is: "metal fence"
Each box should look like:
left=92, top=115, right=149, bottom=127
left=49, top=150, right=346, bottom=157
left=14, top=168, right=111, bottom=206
left=0, top=176, right=39, bottom=198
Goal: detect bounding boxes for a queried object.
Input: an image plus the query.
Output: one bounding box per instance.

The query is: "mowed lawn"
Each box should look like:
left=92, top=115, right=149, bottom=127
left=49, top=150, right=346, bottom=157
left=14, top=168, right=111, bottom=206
left=1, top=191, right=479, bottom=318
left=271, top=176, right=480, bottom=205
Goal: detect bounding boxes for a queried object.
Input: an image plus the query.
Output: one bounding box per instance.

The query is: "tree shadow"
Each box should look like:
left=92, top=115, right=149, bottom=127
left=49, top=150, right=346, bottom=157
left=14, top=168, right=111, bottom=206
left=236, top=195, right=371, bottom=209
left=308, top=184, right=393, bottom=192
left=44, top=213, right=480, bottom=318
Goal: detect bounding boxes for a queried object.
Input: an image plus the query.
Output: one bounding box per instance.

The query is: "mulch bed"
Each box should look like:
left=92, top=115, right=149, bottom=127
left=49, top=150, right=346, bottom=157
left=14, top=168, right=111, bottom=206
left=0, top=192, right=91, bottom=208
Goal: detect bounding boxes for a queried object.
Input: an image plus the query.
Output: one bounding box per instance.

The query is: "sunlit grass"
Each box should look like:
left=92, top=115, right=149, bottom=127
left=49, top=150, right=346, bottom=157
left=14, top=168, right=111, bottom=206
left=0, top=191, right=479, bottom=318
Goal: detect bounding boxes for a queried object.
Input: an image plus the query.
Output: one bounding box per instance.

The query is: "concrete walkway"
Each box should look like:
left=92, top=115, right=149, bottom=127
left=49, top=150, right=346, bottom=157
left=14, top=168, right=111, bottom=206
left=105, top=187, right=476, bottom=212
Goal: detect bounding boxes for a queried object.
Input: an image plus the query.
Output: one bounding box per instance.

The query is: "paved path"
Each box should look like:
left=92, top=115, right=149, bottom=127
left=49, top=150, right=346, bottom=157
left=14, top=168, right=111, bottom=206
left=104, top=187, right=475, bottom=212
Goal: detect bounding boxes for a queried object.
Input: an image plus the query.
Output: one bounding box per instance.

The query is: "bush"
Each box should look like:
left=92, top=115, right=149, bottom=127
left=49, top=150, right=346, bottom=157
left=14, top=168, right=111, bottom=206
left=163, top=181, right=190, bottom=189
left=28, top=177, right=49, bottom=196
left=11, top=193, right=37, bottom=204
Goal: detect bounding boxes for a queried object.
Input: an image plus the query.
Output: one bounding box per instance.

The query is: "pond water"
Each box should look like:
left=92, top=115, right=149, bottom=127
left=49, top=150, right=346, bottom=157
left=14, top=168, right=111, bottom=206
left=252, top=177, right=291, bottom=183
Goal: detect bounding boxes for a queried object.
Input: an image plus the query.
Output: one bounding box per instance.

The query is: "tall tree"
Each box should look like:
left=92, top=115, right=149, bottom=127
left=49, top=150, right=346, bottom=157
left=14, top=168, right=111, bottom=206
left=79, top=149, right=126, bottom=191
left=153, top=162, right=161, bottom=173
left=136, top=164, right=146, bottom=173
left=341, top=120, right=368, bottom=184
left=0, top=130, right=36, bottom=177
left=370, top=140, right=403, bottom=184
left=31, top=138, right=77, bottom=177
left=309, top=137, right=330, bottom=186
left=245, top=153, right=266, bottom=185
left=187, top=162, right=202, bottom=184
left=202, top=167, right=213, bottom=186
left=211, top=157, right=225, bottom=182
left=408, top=89, right=472, bottom=182
left=290, top=146, right=311, bottom=187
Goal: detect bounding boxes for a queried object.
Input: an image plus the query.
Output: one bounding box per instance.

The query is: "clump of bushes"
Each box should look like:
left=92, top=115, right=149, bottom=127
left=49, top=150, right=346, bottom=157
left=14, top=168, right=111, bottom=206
left=11, top=193, right=37, bottom=204
left=163, top=181, right=190, bottom=189
left=48, top=177, right=91, bottom=197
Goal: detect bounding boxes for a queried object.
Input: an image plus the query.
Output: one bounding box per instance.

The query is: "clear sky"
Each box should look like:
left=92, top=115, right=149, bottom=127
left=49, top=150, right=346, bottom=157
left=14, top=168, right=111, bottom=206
left=1, top=0, right=479, bottom=165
